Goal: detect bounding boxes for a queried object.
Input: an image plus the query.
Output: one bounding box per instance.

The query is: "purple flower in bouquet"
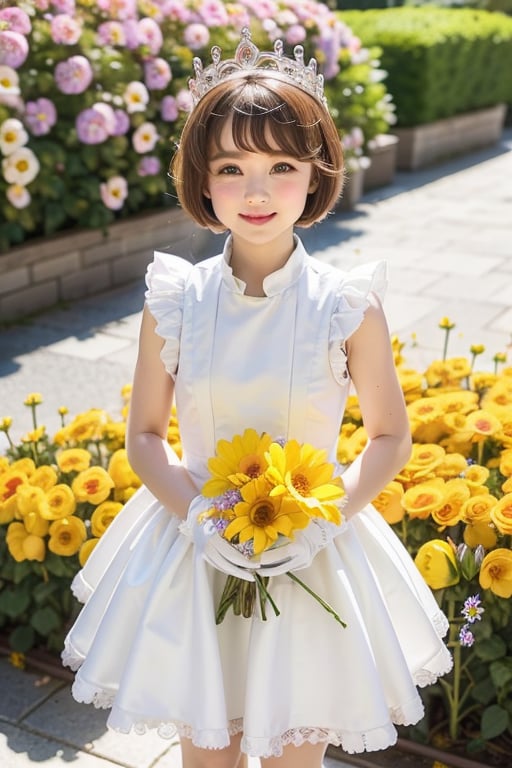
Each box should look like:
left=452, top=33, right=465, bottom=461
left=50, top=14, right=82, bottom=45
left=137, top=155, right=161, bottom=176
left=0, top=31, right=29, bottom=69
left=97, top=21, right=126, bottom=48
left=161, top=95, right=178, bottom=122
left=54, top=55, right=93, bottom=95
left=100, top=175, right=128, bottom=210
left=183, top=23, right=210, bottom=51
left=24, top=98, right=57, bottom=137
left=76, top=107, right=110, bottom=145
left=137, top=17, right=163, bottom=56
left=0, top=7, right=32, bottom=35
left=144, top=58, right=172, bottom=90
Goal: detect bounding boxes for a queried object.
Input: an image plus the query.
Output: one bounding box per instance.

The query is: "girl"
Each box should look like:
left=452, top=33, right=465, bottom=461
left=63, top=29, right=452, bottom=768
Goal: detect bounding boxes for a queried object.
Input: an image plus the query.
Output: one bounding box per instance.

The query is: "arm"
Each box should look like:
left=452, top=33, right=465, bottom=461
left=340, top=293, right=412, bottom=520
left=126, top=306, right=198, bottom=520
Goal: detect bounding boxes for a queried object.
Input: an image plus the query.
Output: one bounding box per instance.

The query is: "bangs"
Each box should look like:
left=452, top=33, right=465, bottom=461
left=207, top=76, right=326, bottom=164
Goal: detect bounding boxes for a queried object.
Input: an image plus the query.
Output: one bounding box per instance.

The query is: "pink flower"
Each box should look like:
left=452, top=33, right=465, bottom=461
left=91, top=103, right=116, bottom=135
left=97, top=21, right=126, bottom=47
left=198, top=0, right=229, bottom=27
left=52, top=0, right=76, bottom=12
left=100, top=175, right=128, bottom=210
left=0, top=8, right=32, bottom=35
left=0, top=65, right=20, bottom=96
left=112, top=109, right=130, bottom=136
left=0, top=31, right=29, bottom=69
left=183, top=23, right=209, bottom=51
left=50, top=14, right=82, bottom=45
left=137, top=17, right=163, bottom=56
left=122, top=19, right=139, bottom=50
left=144, top=58, right=172, bottom=90
left=175, top=89, right=193, bottom=114
left=137, top=155, right=161, bottom=176
left=160, top=95, right=178, bottom=122
left=164, top=1, right=193, bottom=23
left=54, top=56, right=93, bottom=95
left=76, top=107, right=109, bottom=144
left=132, top=121, right=159, bottom=153
left=285, top=25, right=306, bottom=45
left=97, top=0, right=137, bottom=21
left=24, top=98, right=58, bottom=137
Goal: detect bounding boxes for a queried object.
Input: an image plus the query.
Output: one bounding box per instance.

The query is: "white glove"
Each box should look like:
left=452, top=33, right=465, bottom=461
left=180, top=496, right=256, bottom=582
left=257, top=518, right=346, bottom=576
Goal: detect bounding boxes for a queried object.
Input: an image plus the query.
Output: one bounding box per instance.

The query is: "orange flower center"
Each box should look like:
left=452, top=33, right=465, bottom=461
left=239, top=455, right=263, bottom=479
left=413, top=493, right=435, bottom=508
left=292, top=472, right=310, bottom=496
left=84, top=479, right=100, bottom=494
left=3, top=477, right=23, bottom=501
left=59, top=531, right=72, bottom=544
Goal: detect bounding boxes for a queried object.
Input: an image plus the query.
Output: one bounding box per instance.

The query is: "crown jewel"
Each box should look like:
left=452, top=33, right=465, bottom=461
left=189, top=27, right=326, bottom=108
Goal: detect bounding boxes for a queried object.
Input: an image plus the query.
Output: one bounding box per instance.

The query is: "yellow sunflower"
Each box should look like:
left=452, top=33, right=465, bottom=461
left=265, top=440, right=344, bottom=524
left=202, top=428, right=273, bottom=497
left=223, top=475, right=310, bottom=555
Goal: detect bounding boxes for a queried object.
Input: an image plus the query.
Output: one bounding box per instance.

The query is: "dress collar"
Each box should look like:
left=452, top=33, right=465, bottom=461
left=220, top=235, right=307, bottom=297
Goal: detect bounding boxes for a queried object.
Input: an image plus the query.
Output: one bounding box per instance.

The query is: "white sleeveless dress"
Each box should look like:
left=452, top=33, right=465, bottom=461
left=62, top=236, right=452, bottom=758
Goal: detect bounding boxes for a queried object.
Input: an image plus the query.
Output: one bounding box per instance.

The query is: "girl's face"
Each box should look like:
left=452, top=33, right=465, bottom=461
left=204, top=116, right=318, bottom=254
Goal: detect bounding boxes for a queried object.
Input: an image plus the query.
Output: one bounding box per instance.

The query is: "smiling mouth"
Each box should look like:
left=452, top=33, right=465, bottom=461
left=239, top=213, right=276, bottom=225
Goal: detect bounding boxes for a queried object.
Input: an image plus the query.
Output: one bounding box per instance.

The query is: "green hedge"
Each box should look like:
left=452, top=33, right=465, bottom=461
left=340, top=7, right=512, bottom=126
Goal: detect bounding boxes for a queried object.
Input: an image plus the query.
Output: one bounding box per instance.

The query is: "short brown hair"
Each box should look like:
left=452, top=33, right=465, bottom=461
left=171, top=72, right=344, bottom=231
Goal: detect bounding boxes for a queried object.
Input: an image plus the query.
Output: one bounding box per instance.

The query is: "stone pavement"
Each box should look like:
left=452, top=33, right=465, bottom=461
left=0, top=130, right=511, bottom=767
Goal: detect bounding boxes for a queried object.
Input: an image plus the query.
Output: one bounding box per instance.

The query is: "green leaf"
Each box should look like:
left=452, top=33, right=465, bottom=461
left=30, top=606, right=62, bottom=636
left=471, top=677, right=497, bottom=706
left=490, top=658, right=512, bottom=692
left=9, top=625, right=36, bottom=653
left=0, top=588, right=30, bottom=619
left=474, top=635, right=507, bottom=662
left=480, top=705, right=509, bottom=740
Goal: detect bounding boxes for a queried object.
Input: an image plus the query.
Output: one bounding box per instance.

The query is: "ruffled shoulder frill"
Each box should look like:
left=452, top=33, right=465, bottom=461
left=145, top=251, right=194, bottom=377
left=328, top=260, right=388, bottom=385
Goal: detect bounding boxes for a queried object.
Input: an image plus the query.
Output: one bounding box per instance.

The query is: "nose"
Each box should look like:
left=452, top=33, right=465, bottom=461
left=244, top=174, right=269, bottom=205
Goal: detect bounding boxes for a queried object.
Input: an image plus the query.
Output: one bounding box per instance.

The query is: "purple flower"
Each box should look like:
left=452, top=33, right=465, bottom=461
left=0, top=8, right=32, bottom=35
left=52, top=0, right=76, bottom=12
left=97, top=21, right=126, bottom=47
left=24, top=98, right=58, bottom=136
left=76, top=107, right=110, bottom=144
left=214, top=489, right=243, bottom=513
left=165, top=1, right=193, bottom=23
left=50, top=14, right=82, bottom=45
left=461, top=594, right=484, bottom=624
left=137, top=155, right=161, bottom=176
left=137, top=17, right=163, bottom=56
left=54, top=55, right=93, bottom=95
left=160, top=95, right=178, bottom=122
left=112, top=109, right=130, bottom=136
left=459, top=624, right=475, bottom=648
left=0, top=31, right=29, bottom=69
left=198, top=0, right=229, bottom=27
left=122, top=19, right=139, bottom=50
left=285, top=24, right=306, bottom=45
left=183, top=23, right=210, bottom=51
left=144, top=58, right=172, bottom=90
left=97, top=0, right=137, bottom=21
left=175, top=88, right=193, bottom=114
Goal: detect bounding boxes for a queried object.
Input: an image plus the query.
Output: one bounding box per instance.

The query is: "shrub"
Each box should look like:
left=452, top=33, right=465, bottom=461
left=340, top=6, right=512, bottom=127
left=0, top=1, right=395, bottom=252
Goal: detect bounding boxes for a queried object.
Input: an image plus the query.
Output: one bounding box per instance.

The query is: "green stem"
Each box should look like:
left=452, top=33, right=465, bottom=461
left=446, top=598, right=461, bottom=742
left=442, top=330, right=450, bottom=362
left=254, top=573, right=280, bottom=619
left=287, top=572, right=347, bottom=628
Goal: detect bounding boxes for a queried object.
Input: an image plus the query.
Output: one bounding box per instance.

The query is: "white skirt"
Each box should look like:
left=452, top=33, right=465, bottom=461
left=62, top=486, right=452, bottom=759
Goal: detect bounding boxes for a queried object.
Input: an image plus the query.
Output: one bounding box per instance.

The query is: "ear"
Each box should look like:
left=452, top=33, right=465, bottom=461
left=203, top=186, right=211, bottom=199
left=308, top=171, right=319, bottom=194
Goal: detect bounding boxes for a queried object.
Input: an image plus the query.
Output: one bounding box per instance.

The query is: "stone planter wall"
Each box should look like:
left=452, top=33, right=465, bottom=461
left=395, top=103, right=506, bottom=170
left=0, top=207, right=214, bottom=324
left=363, top=134, right=399, bottom=192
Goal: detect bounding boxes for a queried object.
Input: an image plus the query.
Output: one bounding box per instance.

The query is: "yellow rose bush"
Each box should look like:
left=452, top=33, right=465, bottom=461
left=0, top=393, right=182, bottom=655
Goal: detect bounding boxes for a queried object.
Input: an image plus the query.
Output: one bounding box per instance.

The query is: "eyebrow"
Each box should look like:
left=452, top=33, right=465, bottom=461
left=209, top=149, right=291, bottom=162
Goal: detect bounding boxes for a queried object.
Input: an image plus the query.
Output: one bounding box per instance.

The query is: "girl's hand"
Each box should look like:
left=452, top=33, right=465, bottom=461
left=257, top=518, right=348, bottom=576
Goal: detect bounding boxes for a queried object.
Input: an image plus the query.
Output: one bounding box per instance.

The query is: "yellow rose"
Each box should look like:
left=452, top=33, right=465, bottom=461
left=437, top=389, right=479, bottom=414
left=401, top=478, right=446, bottom=519
left=415, top=540, right=460, bottom=590
left=463, top=464, right=490, bottom=493
left=23, top=511, right=50, bottom=537
left=66, top=409, right=108, bottom=443
left=29, top=465, right=58, bottom=491
left=479, top=549, right=512, bottom=598
left=48, top=516, right=87, bottom=556
left=16, top=485, right=50, bottom=519
left=462, top=494, right=497, bottom=525
left=91, top=501, right=123, bottom=537
left=465, top=409, right=502, bottom=440
left=503, top=476, right=512, bottom=494
left=411, top=421, right=446, bottom=444
left=44, top=484, right=76, bottom=520
left=372, top=481, right=405, bottom=524
left=72, top=467, right=114, bottom=505
left=499, top=449, right=512, bottom=478
left=464, top=521, right=498, bottom=549
left=0, top=494, right=18, bottom=525
left=397, top=368, right=423, bottom=403
left=57, top=448, right=92, bottom=473
left=431, top=479, right=470, bottom=528
left=9, top=458, right=36, bottom=477
left=407, top=398, right=444, bottom=425
left=6, top=522, right=45, bottom=562
left=79, top=537, right=99, bottom=567
left=108, top=449, right=140, bottom=490
left=436, top=453, right=468, bottom=480
left=402, top=443, right=445, bottom=480
left=490, top=494, right=512, bottom=536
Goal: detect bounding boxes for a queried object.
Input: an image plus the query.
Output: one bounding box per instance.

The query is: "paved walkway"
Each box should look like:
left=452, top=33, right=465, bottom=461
left=0, top=130, right=511, bottom=767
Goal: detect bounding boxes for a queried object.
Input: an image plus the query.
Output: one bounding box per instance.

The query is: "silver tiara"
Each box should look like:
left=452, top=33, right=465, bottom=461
left=188, top=27, right=326, bottom=108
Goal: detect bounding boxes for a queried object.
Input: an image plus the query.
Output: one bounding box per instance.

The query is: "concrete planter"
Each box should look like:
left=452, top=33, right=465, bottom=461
left=394, top=103, right=506, bottom=170
left=363, top=134, right=399, bottom=192
left=0, top=206, right=214, bottom=324
left=338, top=165, right=365, bottom=210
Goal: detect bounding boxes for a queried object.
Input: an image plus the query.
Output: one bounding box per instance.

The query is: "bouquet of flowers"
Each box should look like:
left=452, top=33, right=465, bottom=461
left=196, top=428, right=347, bottom=626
